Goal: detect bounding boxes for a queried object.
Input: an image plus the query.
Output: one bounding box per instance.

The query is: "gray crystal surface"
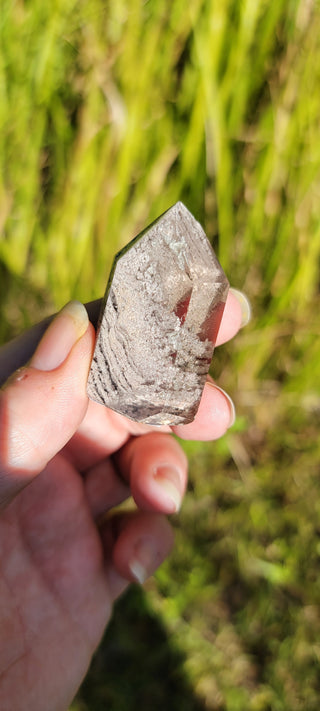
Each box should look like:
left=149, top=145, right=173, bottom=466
left=87, top=202, right=229, bottom=425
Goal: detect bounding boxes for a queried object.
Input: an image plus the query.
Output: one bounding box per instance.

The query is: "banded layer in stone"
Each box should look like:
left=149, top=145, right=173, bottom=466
left=87, top=202, right=229, bottom=425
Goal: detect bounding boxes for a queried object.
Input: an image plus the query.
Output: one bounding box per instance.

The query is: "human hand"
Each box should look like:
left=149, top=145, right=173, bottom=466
left=0, top=289, right=249, bottom=711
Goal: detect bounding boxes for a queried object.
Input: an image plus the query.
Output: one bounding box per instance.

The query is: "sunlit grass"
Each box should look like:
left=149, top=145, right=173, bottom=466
left=1, top=0, right=320, bottom=709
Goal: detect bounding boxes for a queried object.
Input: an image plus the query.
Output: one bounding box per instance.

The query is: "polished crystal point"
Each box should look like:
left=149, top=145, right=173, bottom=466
left=87, top=202, right=229, bottom=425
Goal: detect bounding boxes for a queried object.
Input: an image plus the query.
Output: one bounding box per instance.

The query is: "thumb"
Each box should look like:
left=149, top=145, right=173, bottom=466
left=0, top=301, right=95, bottom=508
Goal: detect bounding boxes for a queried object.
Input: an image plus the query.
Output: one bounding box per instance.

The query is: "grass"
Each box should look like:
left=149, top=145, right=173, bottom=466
left=1, top=0, right=320, bottom=709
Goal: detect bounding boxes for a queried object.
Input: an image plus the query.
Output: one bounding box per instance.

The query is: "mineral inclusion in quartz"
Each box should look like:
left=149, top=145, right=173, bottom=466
left=87, top=202, right=229, bottom=425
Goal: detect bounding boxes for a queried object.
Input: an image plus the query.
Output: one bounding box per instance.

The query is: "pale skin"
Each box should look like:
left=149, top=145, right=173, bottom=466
left=0, top=289, right=248, bottom=711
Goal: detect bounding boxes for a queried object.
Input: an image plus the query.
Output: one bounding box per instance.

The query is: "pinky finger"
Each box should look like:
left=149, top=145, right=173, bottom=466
left=101, top=511, right=174, bottom=601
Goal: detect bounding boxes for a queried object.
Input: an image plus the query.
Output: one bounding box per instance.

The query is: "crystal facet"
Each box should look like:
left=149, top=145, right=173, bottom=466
left=87, top=202, right=229, bottom=425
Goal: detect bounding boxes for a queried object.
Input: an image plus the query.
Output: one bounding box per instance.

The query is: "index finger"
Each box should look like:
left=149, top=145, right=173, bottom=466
left=64, top=288, right=250, bottom=468
left=216, top=288, right=251, bottom=346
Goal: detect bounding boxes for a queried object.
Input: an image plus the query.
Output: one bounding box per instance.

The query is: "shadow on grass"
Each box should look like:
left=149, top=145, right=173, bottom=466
left=75, top=585, right=206, bottom=711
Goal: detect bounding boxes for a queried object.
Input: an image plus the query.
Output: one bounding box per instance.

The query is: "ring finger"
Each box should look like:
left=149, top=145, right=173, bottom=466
left=84, top=431, right=188, bottom=518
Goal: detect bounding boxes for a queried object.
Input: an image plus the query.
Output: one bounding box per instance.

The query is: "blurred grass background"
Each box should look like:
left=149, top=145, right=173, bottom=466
left=1, top=0, right=320, bottom=708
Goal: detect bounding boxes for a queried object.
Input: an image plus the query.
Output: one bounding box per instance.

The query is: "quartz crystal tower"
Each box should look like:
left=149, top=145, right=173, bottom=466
left=87, top=202, right=229, bottom=425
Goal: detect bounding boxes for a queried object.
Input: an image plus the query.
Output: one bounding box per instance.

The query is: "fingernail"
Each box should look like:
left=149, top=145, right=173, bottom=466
left=153, top=465, right=182, bottom=513
left=30, top=301, right=89, bottom=371
left=207, top=383, right=236, bottom=427
left=229, top=288, right=251, bottom=327
left=129, top=538, right=159, bottom=585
